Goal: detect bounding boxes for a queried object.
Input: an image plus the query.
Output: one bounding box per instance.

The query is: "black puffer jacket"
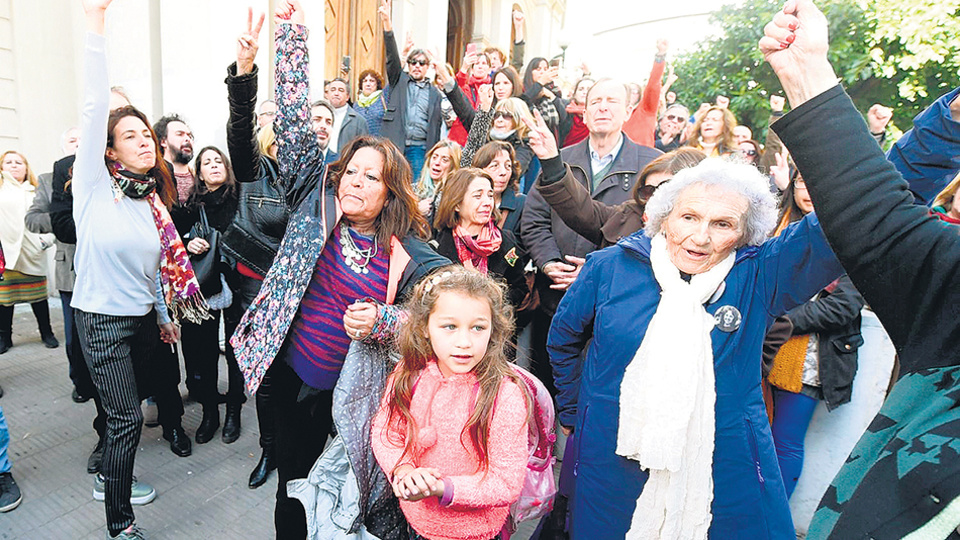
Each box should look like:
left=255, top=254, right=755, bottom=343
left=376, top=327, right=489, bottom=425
left=220, top=62, right=292, bottom=276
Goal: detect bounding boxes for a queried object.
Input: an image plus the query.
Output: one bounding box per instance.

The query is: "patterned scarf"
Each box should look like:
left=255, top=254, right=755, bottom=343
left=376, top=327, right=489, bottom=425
left=453, top=221, right=502, bottom=274
left=111, top=166, right=210, bottom=324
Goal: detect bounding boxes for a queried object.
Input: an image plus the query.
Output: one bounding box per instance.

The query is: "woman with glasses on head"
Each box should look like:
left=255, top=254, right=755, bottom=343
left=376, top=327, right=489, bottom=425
left=686, top=105, right=737, bottom=157
left=413, top=139, right=462, bottom=222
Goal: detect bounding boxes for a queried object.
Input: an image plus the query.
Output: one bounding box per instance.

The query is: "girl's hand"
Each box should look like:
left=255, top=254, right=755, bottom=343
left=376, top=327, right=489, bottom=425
left=159, top=322, right=180, bottom=344
left=186, top=237, right=210, bottom=255
left=343, top=301, right=378, bottom=340
left=759, top=0, right=836, bottom=109
left=394, top=468, right=443, bottom=501
left=275, top=0, right=305, bottom=26
left=237, top=8, right=265, bottom=76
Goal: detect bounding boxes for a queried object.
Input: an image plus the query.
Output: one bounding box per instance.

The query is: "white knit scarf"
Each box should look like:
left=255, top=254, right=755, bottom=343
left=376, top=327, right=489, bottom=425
left=617, top=233, right=735, bottom=540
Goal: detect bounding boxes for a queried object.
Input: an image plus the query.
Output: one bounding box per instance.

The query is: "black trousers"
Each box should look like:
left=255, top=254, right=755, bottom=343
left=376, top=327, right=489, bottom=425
left=270, top=359, right=334, bottom=540
left=229, top=272, right=275, bottom=450
left=75, top=309, right=158, bottom=536
left=180, top=309, right=245, bottom=408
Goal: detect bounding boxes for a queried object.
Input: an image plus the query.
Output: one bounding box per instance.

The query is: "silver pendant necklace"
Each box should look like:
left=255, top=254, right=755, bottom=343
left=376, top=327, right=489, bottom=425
left=339, top=222, right=377, bottom=275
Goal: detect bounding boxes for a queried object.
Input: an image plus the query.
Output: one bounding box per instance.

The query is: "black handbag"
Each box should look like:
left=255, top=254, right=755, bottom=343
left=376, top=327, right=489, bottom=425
left=187, top=205, right=223, bottom=297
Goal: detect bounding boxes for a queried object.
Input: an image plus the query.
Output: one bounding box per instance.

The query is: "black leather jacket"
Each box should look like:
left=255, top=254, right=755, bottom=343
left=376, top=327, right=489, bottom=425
left=220, top=63, right=291, bottom=276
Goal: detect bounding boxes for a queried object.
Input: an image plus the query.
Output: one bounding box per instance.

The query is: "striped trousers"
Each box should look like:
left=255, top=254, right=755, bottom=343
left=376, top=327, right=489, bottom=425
left=75, top=309, right=158, bottom=536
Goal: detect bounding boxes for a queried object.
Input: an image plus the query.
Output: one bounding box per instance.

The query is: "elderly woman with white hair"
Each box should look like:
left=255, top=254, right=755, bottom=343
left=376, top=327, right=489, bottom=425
left=544, top=148, right=844, bottom=537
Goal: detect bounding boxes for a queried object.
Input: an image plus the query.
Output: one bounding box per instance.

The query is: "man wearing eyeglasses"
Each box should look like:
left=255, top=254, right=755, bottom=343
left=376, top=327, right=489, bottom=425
left=379, top=0, right=443, bottom=174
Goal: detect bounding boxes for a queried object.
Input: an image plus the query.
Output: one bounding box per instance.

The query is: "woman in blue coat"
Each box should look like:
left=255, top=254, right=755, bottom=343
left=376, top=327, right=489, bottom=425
left=545, top=156, right=843, bottom=538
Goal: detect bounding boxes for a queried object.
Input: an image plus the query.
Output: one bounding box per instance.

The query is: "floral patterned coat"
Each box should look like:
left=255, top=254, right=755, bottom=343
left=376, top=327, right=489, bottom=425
left=231, top=23, right=448, bottom=394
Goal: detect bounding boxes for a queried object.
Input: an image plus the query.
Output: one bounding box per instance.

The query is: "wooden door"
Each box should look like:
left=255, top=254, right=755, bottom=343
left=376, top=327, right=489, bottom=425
left=325, top=0, right=384, bottom=100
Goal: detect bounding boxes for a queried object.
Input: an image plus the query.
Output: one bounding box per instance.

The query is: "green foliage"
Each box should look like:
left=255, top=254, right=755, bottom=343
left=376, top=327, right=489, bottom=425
left=672, top=0, right=959, bottom=139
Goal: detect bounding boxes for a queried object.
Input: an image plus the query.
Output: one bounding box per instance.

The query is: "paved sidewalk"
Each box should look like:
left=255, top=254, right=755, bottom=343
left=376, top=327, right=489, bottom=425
left=0, top=302, right=275, bottom=539
left=0, top=302, right=541, bottom=539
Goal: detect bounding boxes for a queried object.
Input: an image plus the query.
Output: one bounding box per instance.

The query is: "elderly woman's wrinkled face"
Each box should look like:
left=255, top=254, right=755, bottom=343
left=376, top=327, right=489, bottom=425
left=662, top=183, right=748, bottom=274
left=338, top=147, right=389, bottom=228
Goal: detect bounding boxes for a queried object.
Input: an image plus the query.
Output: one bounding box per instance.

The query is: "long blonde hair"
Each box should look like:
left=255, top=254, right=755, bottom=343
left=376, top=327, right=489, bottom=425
left=384, top=266, right=527, bottom=470
left=0, top=151, right=38, bottom=187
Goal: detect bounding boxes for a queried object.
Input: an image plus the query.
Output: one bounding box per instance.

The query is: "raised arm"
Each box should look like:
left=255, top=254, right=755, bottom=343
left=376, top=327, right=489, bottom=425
left=460, top=86, right=494, bottom=167
left=764, top=0, right=960, bottom=354
left=273, top=2, right=320, bottom=188
left=639, top=39, right=668, bottom=116
left=73, top=0, right=113, bottom=202
left=510, top=10, right=525, bottom=73
left=226, top=9, right=266, bottom=184
left=527, top=114, right=613, bottom=245
left=380, top=0, right=402, bottom=87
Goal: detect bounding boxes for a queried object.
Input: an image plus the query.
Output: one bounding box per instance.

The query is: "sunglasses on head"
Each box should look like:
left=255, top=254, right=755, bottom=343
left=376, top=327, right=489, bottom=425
left=408, top=58, right=429, bottom=66
left=638, top=179, right=670, bottom=201
left=739, top=148, right=758, bottom=157
left=493, top=111, right=515, bottom=121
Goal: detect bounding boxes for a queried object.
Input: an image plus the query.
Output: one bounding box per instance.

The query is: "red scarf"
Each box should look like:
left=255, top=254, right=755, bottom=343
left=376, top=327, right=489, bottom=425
left=453, top=221, right=502, bottom=274
left=147, top=193, right=210, bottom=324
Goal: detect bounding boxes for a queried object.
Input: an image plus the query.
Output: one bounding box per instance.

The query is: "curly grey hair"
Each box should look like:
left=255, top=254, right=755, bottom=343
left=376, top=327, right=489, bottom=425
left=643, top=157, right=778, bottom=247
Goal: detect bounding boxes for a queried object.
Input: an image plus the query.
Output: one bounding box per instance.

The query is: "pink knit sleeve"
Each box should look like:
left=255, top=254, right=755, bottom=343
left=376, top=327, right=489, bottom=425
left=445, top=380, right=529, bottom=510
left=371, top=375, right=413, bottom=478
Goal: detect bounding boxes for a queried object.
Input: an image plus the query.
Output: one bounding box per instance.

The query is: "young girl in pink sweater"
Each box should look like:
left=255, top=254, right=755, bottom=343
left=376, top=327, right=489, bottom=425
left=372, top=267, right=530, bottom=540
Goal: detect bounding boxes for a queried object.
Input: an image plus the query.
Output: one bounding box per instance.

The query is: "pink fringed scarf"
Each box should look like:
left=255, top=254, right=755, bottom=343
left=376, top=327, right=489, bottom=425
left=453, top=221, right=502, bottom=274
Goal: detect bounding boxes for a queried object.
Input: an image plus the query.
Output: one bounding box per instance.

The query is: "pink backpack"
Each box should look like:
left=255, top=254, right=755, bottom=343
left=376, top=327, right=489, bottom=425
left=506, top=365, right=558, bottom=532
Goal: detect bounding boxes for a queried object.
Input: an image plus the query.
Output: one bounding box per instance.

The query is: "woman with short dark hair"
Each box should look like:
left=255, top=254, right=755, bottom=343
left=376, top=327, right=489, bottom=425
left=471, top=141, right=527, bottom=237
left=355, top=69, right=387, bottom=136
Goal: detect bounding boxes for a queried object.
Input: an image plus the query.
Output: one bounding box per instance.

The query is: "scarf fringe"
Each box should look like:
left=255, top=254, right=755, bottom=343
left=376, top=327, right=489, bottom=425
left=170, top=294, right=212, bottom=325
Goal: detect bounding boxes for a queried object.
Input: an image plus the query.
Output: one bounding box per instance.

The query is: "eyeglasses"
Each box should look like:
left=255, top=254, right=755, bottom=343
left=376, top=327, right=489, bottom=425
left=408, top=59, right=429, bottom=66
left=739, top=149, right=758, bottom=157
left=794, top=177, right=807, bottom=189
left=493, top=111, right=516, bottom=121
left=664, top=114, right=684, bottom=122
left=637, top=179, right=670, bottom=202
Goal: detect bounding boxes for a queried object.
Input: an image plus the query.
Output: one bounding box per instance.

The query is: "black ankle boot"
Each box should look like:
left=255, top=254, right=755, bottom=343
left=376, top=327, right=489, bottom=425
left=222, top=404, right=241, bottom=444
left=31, top=301, right=58, bottom=348
left=248, top=448, right=276, bottom=489
left=0, top=306, right=13, bottom=355
left=0, top=333, right=10, bottom=355
left=195, top=406, right=220, bottom=444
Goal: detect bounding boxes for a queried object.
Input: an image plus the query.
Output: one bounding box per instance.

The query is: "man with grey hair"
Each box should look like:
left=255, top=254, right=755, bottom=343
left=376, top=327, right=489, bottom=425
left=323, top=78, right=368, bottom=153
left=520, top=77, right=661, bottom=398
left=257, top=99, right=277, bottom=128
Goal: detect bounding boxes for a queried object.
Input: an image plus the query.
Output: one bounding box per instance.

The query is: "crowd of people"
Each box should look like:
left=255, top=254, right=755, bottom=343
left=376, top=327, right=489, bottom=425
left=1, top=0, right=959, bottom=539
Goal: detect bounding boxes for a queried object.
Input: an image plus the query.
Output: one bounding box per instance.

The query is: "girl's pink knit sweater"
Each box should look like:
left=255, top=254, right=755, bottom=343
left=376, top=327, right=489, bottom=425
left=372, top=361, right=528, bottom=540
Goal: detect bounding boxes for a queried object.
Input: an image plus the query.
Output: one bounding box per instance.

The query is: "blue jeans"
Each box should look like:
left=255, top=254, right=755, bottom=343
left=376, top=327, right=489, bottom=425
left=771, top=387, right=819, bottom=497
left=0, top=405, right=11, bottom=473
left=404, top=144, right=426, bottom=178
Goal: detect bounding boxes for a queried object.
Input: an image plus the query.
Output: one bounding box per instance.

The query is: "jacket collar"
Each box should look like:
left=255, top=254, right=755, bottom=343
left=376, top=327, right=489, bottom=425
left=499, top=186, right=523, bottom=211
left=617, top=229, right=758, bottom=264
